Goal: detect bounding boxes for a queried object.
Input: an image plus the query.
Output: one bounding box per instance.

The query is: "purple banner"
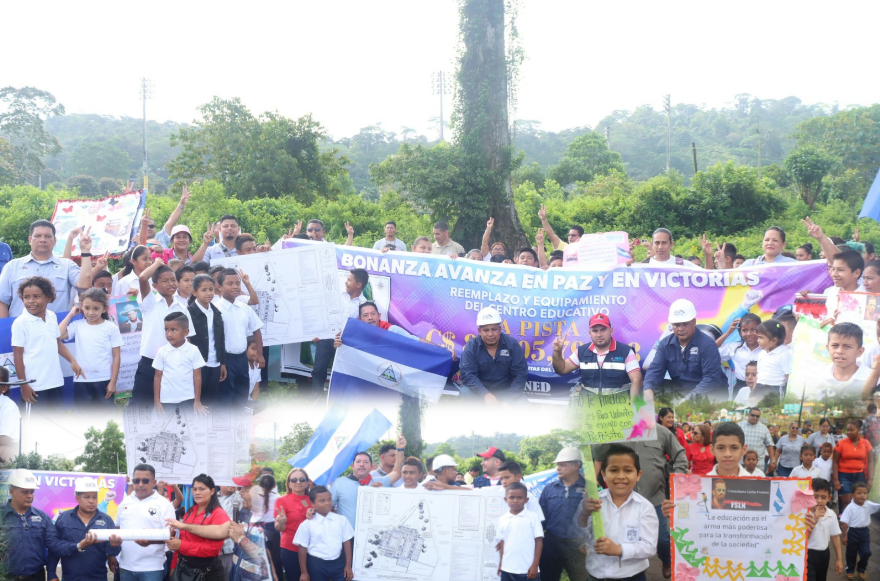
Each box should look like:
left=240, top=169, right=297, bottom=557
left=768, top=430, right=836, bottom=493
left=0, top=470, right=127, bottom=521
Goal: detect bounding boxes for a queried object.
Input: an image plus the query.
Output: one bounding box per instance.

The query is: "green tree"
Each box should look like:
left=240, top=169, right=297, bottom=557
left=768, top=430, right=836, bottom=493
left=76, top=421, right=126, bottom=474
left=277, top=422, right=315, bottom=460
left=793, top=104, right=880, bottom=183
left=66, top=174, right=100, bottom=197
left=168, top=97, right=350, bottom=203
left=784, top=146, right=836, bottom=209
left=0, top=185, right=69, bottom=256
left=548, top=132, right=625, bottom=187
left=0, top=86, right=65, bottom=184
left=43, top=453, right=76, bottom=472
left=434, top=442, right=457, bottom=457
left=98, top=177, right=122, bottom=196
left=69, top=140, right=133, bottom=179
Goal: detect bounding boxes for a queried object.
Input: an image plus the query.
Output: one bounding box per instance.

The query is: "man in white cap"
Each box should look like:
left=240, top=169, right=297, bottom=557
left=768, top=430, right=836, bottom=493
left=459, top=306, right=528, bottom=406
left=48, top=477, right=123, bottom=581
left=642, top=298, right=727, bottom=401
left=538, top=447, right=587, bottom=581
left=422, top=454, right=464, bottom=490
left=1, top=468, right=91, bottom=581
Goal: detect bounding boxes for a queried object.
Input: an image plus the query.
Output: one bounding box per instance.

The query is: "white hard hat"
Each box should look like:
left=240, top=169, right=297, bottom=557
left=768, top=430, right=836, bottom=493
left=433, top=454, right=457, bottom=470
left=75, top=477, right=99, bottom=493
left=476, top=306, right=502, bottom=326
left=668, top=299, right=697, bottom=324
left=7, top=469, right=40, bottom=489
left=554, top=447, right=583, bottom=464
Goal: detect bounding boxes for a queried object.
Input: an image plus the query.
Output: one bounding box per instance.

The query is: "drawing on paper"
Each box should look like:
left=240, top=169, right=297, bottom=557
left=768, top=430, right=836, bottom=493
left=362, top=497, right=438, bottom=575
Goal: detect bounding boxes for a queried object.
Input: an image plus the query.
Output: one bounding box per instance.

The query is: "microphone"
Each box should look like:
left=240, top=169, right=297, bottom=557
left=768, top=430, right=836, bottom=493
left=232, top=498, right=241, bottom=523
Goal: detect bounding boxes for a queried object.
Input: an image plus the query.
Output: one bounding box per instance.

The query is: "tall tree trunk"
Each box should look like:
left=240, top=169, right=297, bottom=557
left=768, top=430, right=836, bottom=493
left=454, top=0, right=528, bottom=252
left=399, top=395, right=422, bottom=458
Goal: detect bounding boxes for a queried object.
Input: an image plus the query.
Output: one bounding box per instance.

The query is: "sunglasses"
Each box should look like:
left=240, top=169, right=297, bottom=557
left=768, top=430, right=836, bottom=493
left=288, top=477, right=308, bottom=483
left=307, top=228, right=322, bottom=232
left=750, top=414, right=760, bottom=418
left=132, top=478, right=152, bottom=485
left=146, top=224, right=156, bottom=228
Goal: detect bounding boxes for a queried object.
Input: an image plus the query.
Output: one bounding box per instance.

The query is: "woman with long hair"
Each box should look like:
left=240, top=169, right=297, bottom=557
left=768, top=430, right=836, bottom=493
left=833, top=420, right=875, bottom=516
left=658, top=407, right=687, bottom=449
left=252, top=475, right=280, bottom=577
left=166, top=474, right=230, bottom=581
left=686, top=424, right=716, bottom=475
left=273, top=468, right=313, bottom=581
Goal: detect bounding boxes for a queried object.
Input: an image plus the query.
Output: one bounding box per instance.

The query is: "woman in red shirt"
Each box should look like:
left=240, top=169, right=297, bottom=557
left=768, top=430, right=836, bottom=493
left=686, top=424, right=716, bottom=475
left=833, top=420, right=875, bottom=516
left=659, top=407, right=688, bottom=450
left=274, top=468, right=313, bottom=581
left=167, top=474, right=230, bottom=581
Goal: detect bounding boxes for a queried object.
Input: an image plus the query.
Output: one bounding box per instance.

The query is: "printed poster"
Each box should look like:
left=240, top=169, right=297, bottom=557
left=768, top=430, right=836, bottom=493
left=670, top=474, right=811, bottom=581
left=0, top=470, right=126, bottom=522
left=562, top=231, right=631, bottom=269
left=107, top=295, right=142, bottom=399
left=50, top=190, right=145, bottom=257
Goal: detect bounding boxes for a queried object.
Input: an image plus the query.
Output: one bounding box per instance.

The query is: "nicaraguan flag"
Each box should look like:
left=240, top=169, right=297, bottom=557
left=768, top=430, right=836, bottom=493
left=286, top=404, right=392, bottom=486
left=859, top=166, right=880, bottom=222
left=329, top=318, right=452, bottom=404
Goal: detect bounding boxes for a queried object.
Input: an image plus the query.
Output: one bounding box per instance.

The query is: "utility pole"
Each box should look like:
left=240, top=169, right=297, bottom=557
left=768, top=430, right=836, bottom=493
left=663, top=94, right=672, bottom=173
left=604, top=126, right=610, bottom=147
left=431, top=71, right=450, bottom=141
left=140, top=78, right=153, bottom=190
left=273, top=423, right=277, bottom=459
left=692, top=142, right=698, bottom=175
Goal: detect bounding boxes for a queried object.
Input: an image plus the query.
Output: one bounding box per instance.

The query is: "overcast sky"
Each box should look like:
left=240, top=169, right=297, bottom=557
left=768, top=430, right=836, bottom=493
left=5, top=1, right=879, bottom=141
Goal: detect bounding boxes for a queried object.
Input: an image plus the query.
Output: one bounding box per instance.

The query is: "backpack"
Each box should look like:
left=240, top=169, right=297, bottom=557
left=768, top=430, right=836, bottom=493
left=0, top=241, right=12, bottom=275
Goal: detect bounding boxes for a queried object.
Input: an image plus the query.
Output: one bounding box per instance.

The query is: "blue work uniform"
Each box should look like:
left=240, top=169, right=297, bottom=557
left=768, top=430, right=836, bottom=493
left=574, top=339, right=634, bottom=390
left=459, top=333, right=528, bottom=401
left=538, top=476, right=588, bottom=581
left=0, top=254, right=84, bottom=316
left=1, top=501, right=78, bottom=578
left=47, top=507, right=122, bottom=581
left=642, top=330, right=728, bottom=401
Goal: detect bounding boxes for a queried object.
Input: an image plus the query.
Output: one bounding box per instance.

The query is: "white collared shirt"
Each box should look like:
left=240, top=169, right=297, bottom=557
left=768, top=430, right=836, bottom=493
left=194, top=301, right=219, bottom=367
left=152, top=342, right=205, bottom=403
left=808, top=508, right=841, bottom=550
left=582, top=489, right=658, bottom=579
left=840, top=500, right=880, bottom=528
left=117, top=491, right=177, bottom=571
left=174, top=292, right=190, bottom=310
left=115, top=271, right=140, bottom=297
left=0, top=395, right=20, bottom=439
left=814, top=457, right=833, bottom=481
left=292, top=511, right=354, bottom=560
left=757, top=347, right=791, bottom=386
left=495, top=509, right=544, bottom=575
left=215, top=298, right=262, bottom=354
left=719, top=342, right=762, bottom=382
left=67, top=319, right=124, bottom=382
left=743, top=467, right=766, bottom=477
left=10, top=310, right=63, bottom=392
left=341, top=291, right=366, bottom=319
left=708, top=464, right=754, bottom=477
left=647, top=256, right=701, bottom=269
left=137, top=291, right=195, bottom=359
left=789, top=464, right=822, bottom=479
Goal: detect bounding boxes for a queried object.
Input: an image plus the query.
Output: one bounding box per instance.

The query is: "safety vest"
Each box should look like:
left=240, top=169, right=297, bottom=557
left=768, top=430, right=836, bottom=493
left=578, top=340, right=633, bottom=389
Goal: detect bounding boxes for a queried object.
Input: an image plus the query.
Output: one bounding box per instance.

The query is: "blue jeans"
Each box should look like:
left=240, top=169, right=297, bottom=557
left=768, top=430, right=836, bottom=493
left=654, top=504, right=671, bottom=567
left=120, top=569, right=165, bottom=581
left=776, top=464, right=794, bottom=477
left=311, top=339, right=335, bottom=397
left=839, top=471, right=866, bottom=495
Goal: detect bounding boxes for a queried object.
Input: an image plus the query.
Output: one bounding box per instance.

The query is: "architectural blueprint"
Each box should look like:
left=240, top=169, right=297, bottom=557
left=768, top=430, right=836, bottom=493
left=212, top=245, right=346, bottom=345
left=123, top=404, right=252, bottom=484
left=354, top=487, right=505, bottom=581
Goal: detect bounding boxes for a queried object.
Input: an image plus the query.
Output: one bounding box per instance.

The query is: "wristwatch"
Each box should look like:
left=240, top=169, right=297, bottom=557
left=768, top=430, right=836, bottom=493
left=77, top=542, right=85, bottom=553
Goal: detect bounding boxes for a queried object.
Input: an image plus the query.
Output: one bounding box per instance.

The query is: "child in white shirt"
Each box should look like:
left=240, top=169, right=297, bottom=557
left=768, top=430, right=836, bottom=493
left=755, top=320, right=790, bottom=397
left=814, top=443, right=834, bottom=482
left=742, top=449, right=766, bottom=477
left=294, top=486, right=353, bottom=581
left=59, top=288, right=124, bottom=407
left=789, top=444, right=822, bottom=479
left=839, top=481, right=880, bottom=577
left=733, top=361, right=760, bottom=408
left=495, top=483, right=543, bottom=581
left=152, top=312, right=207, bottom=415
left=578, top=444, right=658, bottom=580
left=807, top=478, right=843, bottom=581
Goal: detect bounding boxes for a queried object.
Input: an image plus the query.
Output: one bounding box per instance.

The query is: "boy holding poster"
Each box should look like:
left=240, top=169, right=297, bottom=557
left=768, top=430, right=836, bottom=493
left=807, top=478, right=843, bottom=581
left=578, top=444, right=658, bottom=581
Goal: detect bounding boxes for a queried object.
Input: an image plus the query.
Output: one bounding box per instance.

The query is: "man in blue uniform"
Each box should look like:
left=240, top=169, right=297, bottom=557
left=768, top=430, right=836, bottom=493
left=643, top=298, right=728, bottom=402
left=1, top=469, right=95, bottom=581
left=459, top=307, right=528, bottom=406
left=48, top=477, right=123, bottom=581
left=538, top=447, right=587, bottom=581
left=472, top=447, right=505, bottom=488
left=551, top=313, right=643, bottom=397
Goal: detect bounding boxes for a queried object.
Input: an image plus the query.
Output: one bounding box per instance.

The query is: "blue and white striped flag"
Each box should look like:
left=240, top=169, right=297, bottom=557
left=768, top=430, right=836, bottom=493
left=329, top=318, right=452, bottom=404
left=286, top=405, right=392, bottom=486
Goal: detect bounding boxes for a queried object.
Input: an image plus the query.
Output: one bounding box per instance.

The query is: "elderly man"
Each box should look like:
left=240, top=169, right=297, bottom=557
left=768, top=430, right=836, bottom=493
left=551, top=313, right=642, bottom=396
left=48, top=478, right=122, bottom=581
left=460, top=307, right=528, bottom=406
left=593, top=417, right=688, bottom=579
left=738, top=407, right=777, bottom=474
left=472, top=447, right=505, bottom=488
left=538, top=447, right=588, bottom=581
left=0, top=220, right=93, bottom=317
left=1, top=469, right=91, bottom=581
left=643, top=298, right=728, bottom=402
left=331, top=435, right=406, bottom=528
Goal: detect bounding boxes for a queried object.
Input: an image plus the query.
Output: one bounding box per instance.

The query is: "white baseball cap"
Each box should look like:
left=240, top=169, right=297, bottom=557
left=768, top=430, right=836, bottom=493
left=432, top=454, right=457, bottom=470
left=668, top=299, right=697, bottom=324
left=7, top=469, right=40, bottom=489
left=554, top=447, right=583, bottom=463
left=75, top=477, right=99, bottom=493
left=476, top=306, right=502, bottom=326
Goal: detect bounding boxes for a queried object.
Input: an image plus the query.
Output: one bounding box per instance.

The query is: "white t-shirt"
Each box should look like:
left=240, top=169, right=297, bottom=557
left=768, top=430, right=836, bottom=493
left=789, top=464, right=822, bottom=479
left=808, top=509, right=841, bottom=550
left=215, top=299, right=263, bottom=355
left=292, top=512, right=354, bottom=561
left=814, top=364, right=873, bottom=399
left=719, top=342, right=762, bottom=382
left=860, top=343, right=880, bottom=370
left=647, top=256, right=701, bottom=269
left=137, top=292, right=195, bottom=359
left=372, top=238, right=407, bottom=252
left=840, top=500, right=880, bottom=528
left=757, top=347, right=791, bottom=386
left=10, top=310, right=63, bottom=392
left=114, top=271, right=139, bottom=297
left=248, top=363, right=261, bottom=400
left=814, top=456, right=833, bottom=481
left=0, top=395, right=20, bottom=439
left=495, top=509, right=544, bottom=575
left=117, top=491, right=177, bottom=571
left=67, top=319, right=124, bottom=382
left=152, top=342, right=206, bottom=403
